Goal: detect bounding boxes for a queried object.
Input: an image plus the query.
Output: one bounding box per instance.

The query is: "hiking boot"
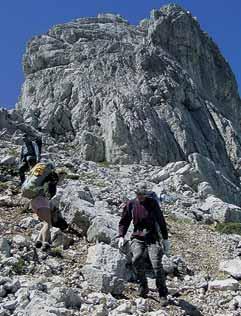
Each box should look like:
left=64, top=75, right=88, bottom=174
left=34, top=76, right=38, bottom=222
left=159, top=295, right=168, bottom=307
left=42, top=242, right=51, bottom=252
left=138, top=284, right=149, bottom=298
left=35, top=240, right=42, bottom=248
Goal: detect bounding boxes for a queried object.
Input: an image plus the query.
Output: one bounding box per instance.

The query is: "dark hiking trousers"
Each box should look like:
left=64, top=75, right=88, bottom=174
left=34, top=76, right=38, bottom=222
left=131, top=238, right=168, bottom=296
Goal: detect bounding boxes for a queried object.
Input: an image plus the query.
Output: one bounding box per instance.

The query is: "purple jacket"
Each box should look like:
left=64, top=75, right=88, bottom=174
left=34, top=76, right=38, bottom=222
left=118, top=197, right=168, bottom=241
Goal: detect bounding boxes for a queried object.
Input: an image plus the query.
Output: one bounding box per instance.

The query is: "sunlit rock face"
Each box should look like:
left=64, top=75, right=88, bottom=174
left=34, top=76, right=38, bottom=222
left=17, top=4, right=241, bottom=186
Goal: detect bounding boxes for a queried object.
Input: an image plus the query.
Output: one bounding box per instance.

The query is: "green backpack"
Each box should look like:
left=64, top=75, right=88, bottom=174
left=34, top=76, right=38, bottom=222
left=22, top=162, right=54, bottom=199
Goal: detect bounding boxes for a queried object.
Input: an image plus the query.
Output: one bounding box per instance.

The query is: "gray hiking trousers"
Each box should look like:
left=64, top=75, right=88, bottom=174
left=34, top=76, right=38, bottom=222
left=131, top=238, right=168, bottom=296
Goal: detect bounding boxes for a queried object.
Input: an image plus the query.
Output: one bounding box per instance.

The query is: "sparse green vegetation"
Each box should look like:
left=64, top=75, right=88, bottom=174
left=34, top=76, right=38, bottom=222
left=51, top=247, right=63, bottom=258
left=78, top=172, right=96, bottom=181
left=7, top=147, right=18, bottom=156
left=168, top=214, right=194, bottom=225
left=13, top=258, right=26, bottom=274
left=93, top=180, right=107, bottom=188
left=216, top=222, right=241, bottom=235
left=98, top=160, right=111, bottom=168
left=217, top=271, right=229, bottom=280
left=56, top=167, right=80, bottom=180
left=56, top=167, right=69, bottom=177
left=66, top=173, right=80, bottom=180
left=78, top=172, right=108, bottom=187
left=0, top=181, right=9, bottom=191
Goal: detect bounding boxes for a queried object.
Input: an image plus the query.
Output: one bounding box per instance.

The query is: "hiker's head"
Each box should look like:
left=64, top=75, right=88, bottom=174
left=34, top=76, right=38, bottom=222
left=135, top=183, right=148, bottom=202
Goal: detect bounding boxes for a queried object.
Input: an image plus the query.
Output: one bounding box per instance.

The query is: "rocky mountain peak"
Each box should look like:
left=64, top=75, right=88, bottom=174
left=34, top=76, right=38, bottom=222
left=149, top=4, right=240, bottom=104
left=13, top=4, right=241, bottom=199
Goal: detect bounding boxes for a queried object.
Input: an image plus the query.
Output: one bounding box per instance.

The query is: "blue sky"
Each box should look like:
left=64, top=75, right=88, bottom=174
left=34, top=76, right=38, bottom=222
left=0, top=0, right=240, bottom=108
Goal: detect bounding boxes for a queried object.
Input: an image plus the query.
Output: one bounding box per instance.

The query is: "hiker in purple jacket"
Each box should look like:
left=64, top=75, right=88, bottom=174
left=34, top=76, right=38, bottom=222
left=118, top=183, right=170, bottom=306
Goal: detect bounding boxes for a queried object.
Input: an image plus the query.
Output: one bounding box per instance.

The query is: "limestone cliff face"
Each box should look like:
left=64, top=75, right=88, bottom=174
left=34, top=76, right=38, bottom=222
left=17, top=5, right=241, bottom=181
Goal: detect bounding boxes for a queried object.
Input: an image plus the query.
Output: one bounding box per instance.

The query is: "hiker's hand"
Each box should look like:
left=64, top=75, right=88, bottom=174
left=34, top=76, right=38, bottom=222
left=118, top=237, right=125, bottom=249
left=163, top=240, right=171, bottom=256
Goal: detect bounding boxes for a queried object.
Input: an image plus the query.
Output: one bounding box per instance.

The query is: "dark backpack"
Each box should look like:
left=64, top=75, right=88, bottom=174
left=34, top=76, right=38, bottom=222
left=147, top=191, right=161, bottom=204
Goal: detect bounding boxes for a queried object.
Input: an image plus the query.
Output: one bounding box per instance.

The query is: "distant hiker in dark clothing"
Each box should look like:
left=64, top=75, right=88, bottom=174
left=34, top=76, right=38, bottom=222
left=118, top=183, right=170, bottom=306
left=19, top=134, right=41, bottom=184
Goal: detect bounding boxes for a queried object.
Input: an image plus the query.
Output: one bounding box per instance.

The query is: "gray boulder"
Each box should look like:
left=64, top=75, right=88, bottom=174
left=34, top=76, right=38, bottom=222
left=197, top=182, right=214, bottom=199
left=153, top=154, right=241, bottom=206
left=0, top=286, right=6, bottom=298
left=208, top=279, right=239, bottom=291
left=219, top=259, right=241, bottom=280
left=150, top=161, right=188, bottom=184
left=199, top=196, right=241, bottom=223
left=53, top=181, right=118, bottom=237
left=61, top=198, right=96, bottom=235
left=3, top=300, right=17, bottom=312
left=189, top=153, right=241, bottom=205
left=81, top=243, right=129, bottom=295
left=49, top=287, right=82, bottom=309
left=0, top=238, right=11, bottom=258
left=0, top=156, right=16, bottom=166
left=3, top=279, right=21, bottom=294
left=55, top=182, right=97, bottom=234
left=24, top=291, right=58, bottom=316
left=12, top=235, right=29, bottom=248
left=51, top=228, right=74, bottom=249
left=19, top=217, right=40, bottom=229
left=60, top=181, right=94, bottom=204
left=24, top=287, right=81, bottom=315
left=87, top=214, right=119, bottom=245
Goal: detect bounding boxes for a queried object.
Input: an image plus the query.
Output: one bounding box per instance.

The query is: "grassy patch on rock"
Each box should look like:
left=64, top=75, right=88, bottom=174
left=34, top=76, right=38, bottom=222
left=13, top=258, right=26, bottom=274
left=215, top=222, right=241, bottom=235
left=7, top=148, right=18, bottom=156
left=50, top=247, right=63, bottom=258
left=0, top=182, right=9, bottom=191
left=98, top=161, right=111, bottom=168
left=79, top=172, right=107, bottom=187
left=168, top=214, right=194, bottom=225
